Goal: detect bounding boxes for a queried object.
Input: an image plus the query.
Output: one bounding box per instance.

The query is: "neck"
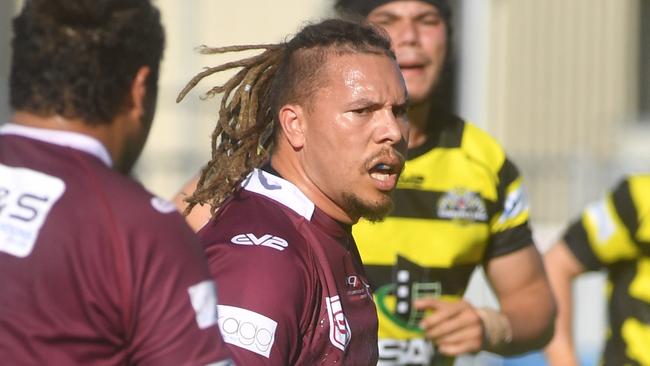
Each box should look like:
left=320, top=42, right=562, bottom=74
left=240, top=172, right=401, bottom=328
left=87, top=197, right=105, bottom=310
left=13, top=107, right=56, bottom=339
left=270, top=141, right=355, bottom=225
left=407, top=101, right=431, bottom=149
left=11, top=111, right=121, bottom=168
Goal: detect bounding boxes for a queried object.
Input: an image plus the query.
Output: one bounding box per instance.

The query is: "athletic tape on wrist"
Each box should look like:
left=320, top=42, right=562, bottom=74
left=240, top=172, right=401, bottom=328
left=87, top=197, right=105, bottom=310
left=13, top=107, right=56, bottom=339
left=476, top=307, right=513, bottom=350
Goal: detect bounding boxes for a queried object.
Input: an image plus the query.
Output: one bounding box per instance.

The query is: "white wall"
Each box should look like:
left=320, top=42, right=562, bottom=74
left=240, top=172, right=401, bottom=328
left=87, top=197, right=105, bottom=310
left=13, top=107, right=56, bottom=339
left=137, top=1, right=331, bottom=198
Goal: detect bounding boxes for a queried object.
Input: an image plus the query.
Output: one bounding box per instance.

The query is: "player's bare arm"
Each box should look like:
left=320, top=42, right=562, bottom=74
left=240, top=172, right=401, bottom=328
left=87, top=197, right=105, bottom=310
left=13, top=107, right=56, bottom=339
left=417, top=245, right=556, bottom=356
left=485, top=245, right=557, bottom=355
left=544, top=240, right=585, bottom=366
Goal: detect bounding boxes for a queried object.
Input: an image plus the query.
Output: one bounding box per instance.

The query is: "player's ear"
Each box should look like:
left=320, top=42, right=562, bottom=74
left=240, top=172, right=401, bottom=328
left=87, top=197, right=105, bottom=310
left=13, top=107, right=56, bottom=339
left=277, top=104, right=306, bottom=149
left=127, top=66, right=151, bottom=122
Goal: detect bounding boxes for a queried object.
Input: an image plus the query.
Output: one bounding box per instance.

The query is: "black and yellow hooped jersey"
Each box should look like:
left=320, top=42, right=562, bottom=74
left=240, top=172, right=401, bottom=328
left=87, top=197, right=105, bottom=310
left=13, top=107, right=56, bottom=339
left=564, top=174, right=650, bottom=366
left=353, top=116, right=534, bottom=365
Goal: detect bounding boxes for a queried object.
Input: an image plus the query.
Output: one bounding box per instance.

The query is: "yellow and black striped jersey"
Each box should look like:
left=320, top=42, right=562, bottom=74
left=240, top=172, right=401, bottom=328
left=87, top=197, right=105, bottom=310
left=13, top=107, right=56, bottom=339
left=564, top=174, right=650, bottom=366
left=353, top=115, right=534, bottom=365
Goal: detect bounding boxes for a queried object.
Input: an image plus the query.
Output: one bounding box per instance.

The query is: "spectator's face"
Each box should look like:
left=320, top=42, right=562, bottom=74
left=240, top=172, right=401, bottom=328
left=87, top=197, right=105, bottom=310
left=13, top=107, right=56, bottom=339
left=300, top=52, right=409, bottom=222
left=368, top=1, right=447, bottom=104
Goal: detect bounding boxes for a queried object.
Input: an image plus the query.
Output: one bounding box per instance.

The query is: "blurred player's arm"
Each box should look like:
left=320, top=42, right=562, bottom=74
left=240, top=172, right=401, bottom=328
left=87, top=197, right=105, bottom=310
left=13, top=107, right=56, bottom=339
left=415, top=245, right=555, bottom=356
left=543, top=240, right=584, bottom=366
left=543, top=177, right=642, bottom=366
left=172, top=175, right=212, bottom=231
left=482, top=161, right=556, bottom=354
left=418, top=162, right=556, bottom=356
left=484, top=244, right=557, bottom=355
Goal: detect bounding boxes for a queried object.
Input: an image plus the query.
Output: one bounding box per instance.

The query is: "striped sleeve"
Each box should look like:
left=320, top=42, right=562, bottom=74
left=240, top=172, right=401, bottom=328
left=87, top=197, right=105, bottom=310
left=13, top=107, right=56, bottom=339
left=485, top=158, right=534, bottom=260
left=564, top=178, right=641, bottom=270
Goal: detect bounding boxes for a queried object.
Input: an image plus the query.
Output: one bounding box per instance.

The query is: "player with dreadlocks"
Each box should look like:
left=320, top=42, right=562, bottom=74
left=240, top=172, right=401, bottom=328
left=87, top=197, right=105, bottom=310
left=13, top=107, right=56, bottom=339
left=176, top=43, right=282, bottom=215
left=175, top=19, right=409, bottom=364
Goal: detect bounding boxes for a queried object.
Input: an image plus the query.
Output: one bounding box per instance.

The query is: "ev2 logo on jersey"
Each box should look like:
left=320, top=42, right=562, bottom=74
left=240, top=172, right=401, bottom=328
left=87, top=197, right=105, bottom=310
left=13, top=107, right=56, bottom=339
left=231, top=233, right=288, bottom=251
left=0, top=164, right=65, bottom=258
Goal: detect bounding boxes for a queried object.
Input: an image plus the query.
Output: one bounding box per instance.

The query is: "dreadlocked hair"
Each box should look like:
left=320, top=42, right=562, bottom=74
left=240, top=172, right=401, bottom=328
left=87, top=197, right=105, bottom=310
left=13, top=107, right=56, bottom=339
left=178, top=18, right=394, bottom=216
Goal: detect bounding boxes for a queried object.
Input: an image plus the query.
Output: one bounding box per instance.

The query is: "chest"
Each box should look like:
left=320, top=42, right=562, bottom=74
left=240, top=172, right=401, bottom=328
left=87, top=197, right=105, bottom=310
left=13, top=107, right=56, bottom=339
left=399, top=149, right=499, bottom=202
left=299, top=232, right=378, bottom=365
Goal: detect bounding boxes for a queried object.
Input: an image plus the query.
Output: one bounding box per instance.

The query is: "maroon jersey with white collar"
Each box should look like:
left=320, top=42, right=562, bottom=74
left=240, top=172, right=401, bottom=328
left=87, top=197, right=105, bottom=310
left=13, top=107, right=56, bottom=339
left=201, top=168, right=378, bottom=365
left=0, top=124, right=232, bottom=366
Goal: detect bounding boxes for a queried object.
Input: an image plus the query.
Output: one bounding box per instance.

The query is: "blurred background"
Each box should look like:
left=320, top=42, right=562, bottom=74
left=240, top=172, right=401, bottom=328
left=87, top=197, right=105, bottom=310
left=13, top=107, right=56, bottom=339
left=1, top=1, right=648, bottom=365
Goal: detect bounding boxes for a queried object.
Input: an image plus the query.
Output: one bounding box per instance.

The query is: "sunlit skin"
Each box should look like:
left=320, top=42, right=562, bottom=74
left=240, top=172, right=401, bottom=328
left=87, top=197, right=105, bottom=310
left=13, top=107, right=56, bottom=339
left=273, top=52, right=409, bottom=224
left=174, top=2, right=446, bottom=226
left=174, top=52, right=409, bottom=227
left=368, top=0, right=447, bottom=148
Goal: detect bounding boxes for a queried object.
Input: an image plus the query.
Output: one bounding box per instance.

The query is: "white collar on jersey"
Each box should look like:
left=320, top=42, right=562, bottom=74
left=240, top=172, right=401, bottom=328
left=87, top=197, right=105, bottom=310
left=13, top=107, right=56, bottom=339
left=0, top=123, right=113, bottom=167
left=242, top=168, right=315, bottom=221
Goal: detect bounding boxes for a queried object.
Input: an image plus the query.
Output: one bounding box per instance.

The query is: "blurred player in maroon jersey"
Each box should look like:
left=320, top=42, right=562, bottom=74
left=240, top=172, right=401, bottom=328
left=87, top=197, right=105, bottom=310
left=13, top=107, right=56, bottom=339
left=0, top=1, right=232, bottom=365
left=174, top=19, right=409, bottom=364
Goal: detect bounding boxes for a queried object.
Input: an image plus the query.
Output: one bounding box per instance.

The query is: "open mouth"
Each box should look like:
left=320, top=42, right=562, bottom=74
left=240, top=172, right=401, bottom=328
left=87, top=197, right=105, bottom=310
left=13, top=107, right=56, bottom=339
left=399, top=64, right=424, bottom=71
left=399, top=60, right=426, bottom=71
left=370, top=163, right=396, bottom=182
left=368, top=159, right=404, bottom=191
left=398, top=57, right=429, bottom=76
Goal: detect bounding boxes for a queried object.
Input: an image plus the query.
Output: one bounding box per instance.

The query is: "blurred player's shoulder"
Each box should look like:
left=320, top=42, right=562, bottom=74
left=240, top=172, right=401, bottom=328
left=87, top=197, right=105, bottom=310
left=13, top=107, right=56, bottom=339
left=624, top=173, right=650, bottom=185
left=459, top=120, right=508, bottom=173
left=80, top=164, right=192, bottom=236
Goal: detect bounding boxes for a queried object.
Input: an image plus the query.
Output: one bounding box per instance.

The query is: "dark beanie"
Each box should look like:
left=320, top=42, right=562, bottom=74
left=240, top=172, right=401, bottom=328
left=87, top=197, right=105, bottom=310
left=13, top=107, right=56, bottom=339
left=335, top=0, right=451, bottom=23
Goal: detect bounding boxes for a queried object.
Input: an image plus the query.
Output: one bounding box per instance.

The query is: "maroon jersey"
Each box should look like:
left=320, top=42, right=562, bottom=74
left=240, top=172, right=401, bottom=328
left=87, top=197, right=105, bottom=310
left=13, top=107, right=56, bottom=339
left=200, top=167, right=379, bottom=365
left=0, top=124, right=232, bottom=366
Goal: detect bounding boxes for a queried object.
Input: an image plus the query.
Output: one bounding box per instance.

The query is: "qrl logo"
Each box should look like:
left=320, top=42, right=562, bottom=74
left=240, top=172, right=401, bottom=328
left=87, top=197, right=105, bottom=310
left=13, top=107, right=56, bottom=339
left=326, top=295, right=351, bottom=351
left=230, top=233, right=288, bottom=251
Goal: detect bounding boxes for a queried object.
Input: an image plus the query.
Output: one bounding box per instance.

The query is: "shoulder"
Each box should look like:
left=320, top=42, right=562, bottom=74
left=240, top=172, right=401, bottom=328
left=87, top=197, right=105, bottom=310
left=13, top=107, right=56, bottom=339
left=201, top=189, right=312, bottom=275
left=206, top=189, right=308, bottom=245
left=622, top=174, right=650, bottom=198
left=458, top=120, right=509, bottom=173
left=201, top=192, right=315, bottom=350
left=608, top=174, right=650, bottom=232
left=201, top=169, right=315, bottom=256
left=88, top=167, right=193, bottom=239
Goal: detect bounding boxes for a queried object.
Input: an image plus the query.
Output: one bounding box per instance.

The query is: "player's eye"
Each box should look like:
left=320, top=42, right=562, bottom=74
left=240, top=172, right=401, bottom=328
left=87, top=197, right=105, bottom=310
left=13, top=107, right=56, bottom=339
left=392, top=104, right=408, bottom=118
left=419, top=15, right=442, bottom=26
left=369, top=15, right=396, bottom=27
left=352, top=107, right=372, bottom=115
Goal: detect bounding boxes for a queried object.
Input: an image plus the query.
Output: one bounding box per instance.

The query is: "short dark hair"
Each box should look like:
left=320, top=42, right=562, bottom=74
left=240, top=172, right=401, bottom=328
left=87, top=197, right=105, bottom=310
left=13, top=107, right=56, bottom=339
left=177, top=18, right=395, bottom=215
left=9, top=0, right=165, bottom=125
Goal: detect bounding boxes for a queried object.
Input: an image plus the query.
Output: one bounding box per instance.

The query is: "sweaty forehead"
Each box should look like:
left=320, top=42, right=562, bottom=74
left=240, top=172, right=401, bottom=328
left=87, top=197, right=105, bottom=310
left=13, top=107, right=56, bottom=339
left=319, top=52, right=405, bottom=99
